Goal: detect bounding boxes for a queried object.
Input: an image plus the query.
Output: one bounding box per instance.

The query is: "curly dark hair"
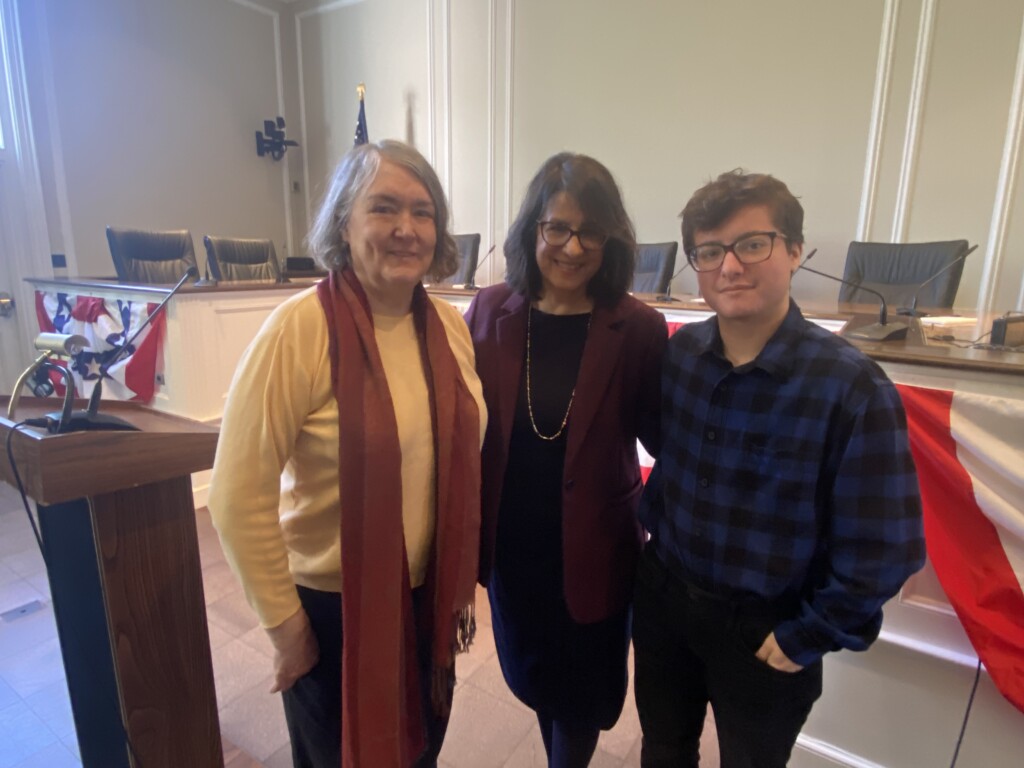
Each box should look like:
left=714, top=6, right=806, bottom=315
left=680, top=169, right=804, bottom=255
left=504, top=152, right=636, bottom=306
left=306, top=140, right=458, bottom=281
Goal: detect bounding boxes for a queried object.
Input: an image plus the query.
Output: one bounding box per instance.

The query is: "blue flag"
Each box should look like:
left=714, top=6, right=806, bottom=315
left=354, top=97, right=368, bottom=146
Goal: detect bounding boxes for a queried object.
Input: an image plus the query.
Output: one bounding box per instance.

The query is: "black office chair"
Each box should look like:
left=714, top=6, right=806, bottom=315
left=203, top=236, right=282, bottom=282
left=840, top=240, right=970, bottom=309
left=631, top=242, right=678, bottom=295
left=440, top=233, right=482, bottom=286
left=106, top=227, right=198, bottom=283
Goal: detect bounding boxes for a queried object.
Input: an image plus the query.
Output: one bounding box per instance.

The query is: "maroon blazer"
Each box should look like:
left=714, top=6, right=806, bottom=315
left=464, top=284, right=667, bottom=623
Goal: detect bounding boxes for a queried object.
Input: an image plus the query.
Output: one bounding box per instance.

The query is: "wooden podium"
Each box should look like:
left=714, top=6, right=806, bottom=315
left=0, top=398, right=222, bottom=767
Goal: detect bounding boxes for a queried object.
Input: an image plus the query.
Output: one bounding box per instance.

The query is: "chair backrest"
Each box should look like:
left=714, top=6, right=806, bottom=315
left=440, top=233, right=482, bottom=286
left=840, top=240, right=970, bottom=309
left=106, top=227, right=197, bottom=283
left=203, top=236, right=281, bottom=282
left=631, top=242, right=678, bottom=294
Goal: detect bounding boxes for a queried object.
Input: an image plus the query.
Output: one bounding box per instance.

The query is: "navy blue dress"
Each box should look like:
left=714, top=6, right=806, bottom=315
left=488, top=309, right=630, bottom=729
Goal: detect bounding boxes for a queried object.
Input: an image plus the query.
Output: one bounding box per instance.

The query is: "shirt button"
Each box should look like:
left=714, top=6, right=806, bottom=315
left=699, top=477, right=709, bottom=488
left=565, top=479, right=575, bottom=490
left=706, top=430, right=716, bottom=441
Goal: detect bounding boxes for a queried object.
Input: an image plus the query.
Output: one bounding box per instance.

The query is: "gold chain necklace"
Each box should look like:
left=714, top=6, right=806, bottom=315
left=525, top=307, right=592, bottom=441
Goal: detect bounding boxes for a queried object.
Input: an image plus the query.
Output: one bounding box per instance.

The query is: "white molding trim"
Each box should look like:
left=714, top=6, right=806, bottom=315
left=979, top=14, right=1024, bottom=313
left=856, top=0, right=899, bottom=241
left=295, top=18, right=311, bottom=231
left=295, top=0, right=366, bottom=232
left=876, top=627, right=980, bottom=668
left=503, top=0, right=515, bottom=238
left=891, top=0, right=937, bottom=242
left=442, top=0, right=452, bottom=209
left=31, top=2, right=75, bottom=276
left=427, top=0, right=437, bottom=164
left=794, top=735, right=888, bottom=768
left=297, top=0, right=365, bottom=15
left=228, top=0, right=294, bottom=258
left=486, top=0, right=496, bottom=284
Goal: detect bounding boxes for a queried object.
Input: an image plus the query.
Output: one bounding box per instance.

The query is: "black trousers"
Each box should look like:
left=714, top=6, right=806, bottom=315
left=281, top=585, right=453, bottom=768
left=632, top=546, right=823, bottom=768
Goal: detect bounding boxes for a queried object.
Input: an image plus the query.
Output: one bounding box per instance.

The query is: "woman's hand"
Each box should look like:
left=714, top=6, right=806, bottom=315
left=265, top=607, right=319, bottom=693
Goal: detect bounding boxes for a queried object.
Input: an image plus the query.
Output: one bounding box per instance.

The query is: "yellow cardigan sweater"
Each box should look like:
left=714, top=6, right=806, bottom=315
left=208, top=287, right=486, bottom=629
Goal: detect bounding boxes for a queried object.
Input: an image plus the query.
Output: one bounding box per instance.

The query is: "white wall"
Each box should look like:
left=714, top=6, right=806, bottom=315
left=288, top=0, right=1024, bottom=312
left=20, top=0, right=1024, bottom=308
left=24, top=0, right=296, bottom=278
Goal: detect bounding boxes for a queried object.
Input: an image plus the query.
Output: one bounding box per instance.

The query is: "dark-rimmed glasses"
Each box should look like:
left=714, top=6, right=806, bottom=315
left=686, top=231, right=785, bottom=272
left=537, top=221, right=608, bottom=252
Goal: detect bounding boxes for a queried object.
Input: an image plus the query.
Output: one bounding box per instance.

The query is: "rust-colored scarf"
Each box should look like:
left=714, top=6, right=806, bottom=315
left=317, top=268, right=480, bottom=768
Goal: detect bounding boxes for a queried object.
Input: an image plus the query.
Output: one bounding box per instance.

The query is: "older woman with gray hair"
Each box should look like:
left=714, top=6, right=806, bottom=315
left=209, top=139, right=486, bottom=768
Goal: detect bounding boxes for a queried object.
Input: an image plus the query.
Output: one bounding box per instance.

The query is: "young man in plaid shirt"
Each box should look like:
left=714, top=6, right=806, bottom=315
left=633, top=170, right=926, bottom=768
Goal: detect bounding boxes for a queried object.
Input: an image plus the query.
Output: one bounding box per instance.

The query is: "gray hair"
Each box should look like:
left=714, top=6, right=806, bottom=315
left=306, top=140, right=458, bottom=281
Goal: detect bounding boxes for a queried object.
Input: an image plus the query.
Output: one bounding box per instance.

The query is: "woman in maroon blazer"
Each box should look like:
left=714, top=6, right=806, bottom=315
left=464, top=153, right=666, bottom=767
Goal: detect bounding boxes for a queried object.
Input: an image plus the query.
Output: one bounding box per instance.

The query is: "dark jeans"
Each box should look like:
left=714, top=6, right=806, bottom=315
left=281, top=585, right=453, bottom=768
left=632, top=546, right=823, bottom=768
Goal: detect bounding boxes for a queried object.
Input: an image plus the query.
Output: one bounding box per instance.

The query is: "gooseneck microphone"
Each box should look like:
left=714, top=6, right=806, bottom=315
left=897, top=243, right=977, bottom=317
left=46, top=266, right=199, bottom=433
left=797, top=251, right=908, bottom=342
left=464, top=245, right=496, bottom=290
left=656, top=261, right=691, bottom=303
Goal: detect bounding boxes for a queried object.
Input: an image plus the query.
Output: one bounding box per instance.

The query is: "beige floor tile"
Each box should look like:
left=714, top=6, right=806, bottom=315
left=0, top=601, right=57, bottom=661
left=8, top=740, right=81, bottom=768
left=208, top=589, right=261, bottom=638
left=203, top=559, right=244, bottom=606
left=0, top=579, right=45, bottom=617
left=4, top=548, right=45, bottom=580
left=0, top=700, right=60, bottom=767
left=624, top=736, right=641, bottom=767
left=462, top=654, right=529, bottom=714
left=474, top=584, right=492, bottom=628
left=263, top=742, right=294, bottom=768
left=24, top=679, right=76, bottom=740
left=218, top=675, right=290, bottom=761
left=212, top=638, right=275, bottom=709
left=500, top=724, right=546, bottom=768
left=455, top=620, right=497, bottom=686
left=238, top=625, right=275, bottom=658
left=207, top=618, right=236, bottom=651
left=0, top=637, right=64, bottom=699
left=440, top=682, right=536, bottom=768
left=589, top=748, right=623, bottom=768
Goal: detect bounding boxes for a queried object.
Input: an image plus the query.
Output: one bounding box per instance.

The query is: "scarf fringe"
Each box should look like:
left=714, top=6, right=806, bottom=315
left=454, top=603, right=476, bottom=655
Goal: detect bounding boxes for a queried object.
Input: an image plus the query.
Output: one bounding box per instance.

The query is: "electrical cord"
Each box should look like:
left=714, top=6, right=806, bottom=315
left=4, top=421, right=48, bottom=566
left=925, top=327, right=1023, bottom=353
left=949, top=659, right=982, bottom=768
left=4, top=421, right=144, bottom=767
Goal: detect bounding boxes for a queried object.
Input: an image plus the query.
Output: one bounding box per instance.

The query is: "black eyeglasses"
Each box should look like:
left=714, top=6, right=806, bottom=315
left=686, top=231, right=785, bottom=272
left=537, top=221, right=608, bottom=252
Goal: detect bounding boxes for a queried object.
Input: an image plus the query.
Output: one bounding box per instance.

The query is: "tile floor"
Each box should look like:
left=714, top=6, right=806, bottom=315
left=0, top=483, right=719, bottom=767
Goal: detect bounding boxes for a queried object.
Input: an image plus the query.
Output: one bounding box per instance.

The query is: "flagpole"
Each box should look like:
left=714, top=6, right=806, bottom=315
left=354, top=83, right=368, bottom=146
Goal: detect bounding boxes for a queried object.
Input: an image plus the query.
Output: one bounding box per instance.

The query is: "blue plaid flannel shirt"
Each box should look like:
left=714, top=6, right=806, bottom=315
left=641, top=301, right=925, bottom=665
